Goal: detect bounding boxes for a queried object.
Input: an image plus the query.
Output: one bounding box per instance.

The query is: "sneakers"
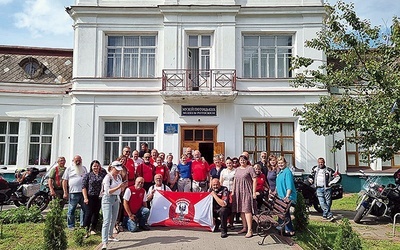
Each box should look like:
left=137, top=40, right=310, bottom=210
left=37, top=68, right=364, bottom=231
left=325, top=214, right=335, bottom=221
left=139, top=225, right=151, bottom=231
left=221, top=231, right=228, bottom=238
left=90, top=230, right=97, bottom=235
left=101, top=243, right=107, bottom=250
left=213, top=219, right=221, bottom=232
left=108, top=237, right=119, bottom=242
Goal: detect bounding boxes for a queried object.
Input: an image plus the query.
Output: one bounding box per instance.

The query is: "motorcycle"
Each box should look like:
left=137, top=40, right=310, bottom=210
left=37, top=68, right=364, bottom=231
left=354, top=170, right=400, bottom=223
left=295, top=176, right=343, bottom=213
left=0, top=166, right=45, bottom=208
left=27, top=163, right=66, bottom=211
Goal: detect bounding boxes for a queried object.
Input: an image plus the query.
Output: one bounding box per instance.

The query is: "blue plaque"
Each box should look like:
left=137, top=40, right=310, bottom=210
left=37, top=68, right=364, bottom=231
left=164, top=123, right=178, bottom=134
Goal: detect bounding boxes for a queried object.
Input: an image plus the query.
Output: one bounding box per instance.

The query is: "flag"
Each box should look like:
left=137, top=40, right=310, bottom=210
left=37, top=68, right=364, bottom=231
left=148, top=190, right=214, bottom=231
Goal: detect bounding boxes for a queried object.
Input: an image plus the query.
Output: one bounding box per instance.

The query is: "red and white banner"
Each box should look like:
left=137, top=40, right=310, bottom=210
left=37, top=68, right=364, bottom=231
left=148, top=190, right=213, bottom=231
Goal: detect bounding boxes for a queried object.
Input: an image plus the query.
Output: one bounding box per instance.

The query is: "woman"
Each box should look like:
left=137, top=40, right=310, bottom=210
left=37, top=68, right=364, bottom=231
left=82, top=160, right=106, bottom=237
left=101, top=161, right=128, bottom=250
left=113, top=155, right=129, bottom=234
left=231, top=155, right=257, bottom=238
left=154, top=156, right=170, bottom=185
left=219, top=157, right=236, bottom=228
left=275, top=156, right=297, bottom=236
left=177, top=154, right=192, bottom=192
left=267, top=154, right=279, bottom=193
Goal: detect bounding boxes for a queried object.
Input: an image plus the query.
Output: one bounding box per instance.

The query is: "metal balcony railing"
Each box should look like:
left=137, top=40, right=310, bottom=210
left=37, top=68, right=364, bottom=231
left=162, top=69, right=236, bottom=91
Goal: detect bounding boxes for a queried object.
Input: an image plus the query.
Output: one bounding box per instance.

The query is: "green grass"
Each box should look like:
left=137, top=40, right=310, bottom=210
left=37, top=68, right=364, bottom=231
left=331, top=193, right=359, bottom=211
left=0, top=222, right=101, bottom=250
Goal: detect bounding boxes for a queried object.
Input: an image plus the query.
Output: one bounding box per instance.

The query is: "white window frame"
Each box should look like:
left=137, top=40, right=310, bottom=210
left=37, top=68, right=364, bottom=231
left=0, top=121, right=19, bottom=166
left=28, top=121, right=53, bottom=166
left=242, top=35, right=293, bottom=78
left=106, top=35, right=157, bottom=78
left=103, top=121, right=155, bottom=165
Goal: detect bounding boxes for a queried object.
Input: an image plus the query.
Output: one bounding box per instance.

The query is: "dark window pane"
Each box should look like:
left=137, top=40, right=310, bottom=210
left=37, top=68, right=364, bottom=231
left=139, top=122, right=154, bottom=134
left=122, top=122, right=137, bottom=134
left=0, top=122, right=6, bottom=134
left=42, top=137, right=52, bottom=143
left=122, top=137, right=136, bottom=141
left=8, top=144, right=17, bottom=165
left=0, top=136, right=4, bottom=143
left=40, top=144, right=51, bottom=165
left=9, top=122, right=19, bottom=134
left=31, top=122, right=41, bottom=135
left=195, top=130, right=203, bottom=141
left=10, top=136, right=18, bottom=143
left=43, top=123, right=53, bottom=135
left=105, top=136, right=119, bottom=141
left=184, top=130, right=193, bottom=141
left=204, top=130, right=213, bottom=141
left=0, top=144, right=4, bottom=164
left=30, top=137, right=39, bottom=143
left=105, top=122, right=120, bottom=134
left=104, top=142, right=111, bottom=165
left=29, top=144, right=39, bottom=165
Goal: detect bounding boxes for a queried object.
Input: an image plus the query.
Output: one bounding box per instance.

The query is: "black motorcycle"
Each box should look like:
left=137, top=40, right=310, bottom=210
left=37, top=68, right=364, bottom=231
left=295, top=176, right=343, bottom=213
left=0, top=166, right=45, bottom=208
left=354, top=170, right=400, bottom=223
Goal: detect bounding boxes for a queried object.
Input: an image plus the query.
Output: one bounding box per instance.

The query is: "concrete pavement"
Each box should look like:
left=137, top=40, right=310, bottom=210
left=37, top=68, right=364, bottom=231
left=95, top=225, right=301, bottom=250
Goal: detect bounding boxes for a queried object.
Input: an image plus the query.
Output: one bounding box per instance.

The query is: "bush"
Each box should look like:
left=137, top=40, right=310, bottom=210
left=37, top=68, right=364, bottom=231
left=293, top=192, right=309, bottom=231
left=43, top=199, right=67, bottom=250
left=334, top=218, right=362, bottom=250
left=0, top=205, right=43, bottom=224
left=73, top=228, right=86, bottom=247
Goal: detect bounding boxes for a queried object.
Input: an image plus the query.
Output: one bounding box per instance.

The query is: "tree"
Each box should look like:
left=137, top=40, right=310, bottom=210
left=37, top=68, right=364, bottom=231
left=43, top=199, right=67, bottom=250
left=291, top=1, right=400, bottom=162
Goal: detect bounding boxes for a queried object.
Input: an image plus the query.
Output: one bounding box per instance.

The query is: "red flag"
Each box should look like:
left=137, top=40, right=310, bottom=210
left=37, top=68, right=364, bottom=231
left=148, top=190, right=213, bottom=231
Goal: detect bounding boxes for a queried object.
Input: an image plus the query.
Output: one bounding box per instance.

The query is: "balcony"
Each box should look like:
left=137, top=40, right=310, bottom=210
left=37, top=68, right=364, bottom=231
left=161, top=69, right=237, bottom=102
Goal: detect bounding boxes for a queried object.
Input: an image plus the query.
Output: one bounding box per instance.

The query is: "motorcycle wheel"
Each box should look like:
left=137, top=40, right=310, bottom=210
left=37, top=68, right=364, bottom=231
left=27, top=192, right=50, bottom=212
left=313, top=200, right=323, bottom=213
left=354, top=205, right=367, bottom=223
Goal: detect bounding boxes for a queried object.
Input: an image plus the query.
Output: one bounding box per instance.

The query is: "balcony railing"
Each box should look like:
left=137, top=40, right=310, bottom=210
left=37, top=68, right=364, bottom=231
left=162, top=69, right=236, bottom=91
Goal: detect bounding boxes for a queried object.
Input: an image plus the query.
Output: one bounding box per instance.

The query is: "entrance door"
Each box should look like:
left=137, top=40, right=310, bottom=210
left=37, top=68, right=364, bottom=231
left=181, top=126, right=224, bottom=164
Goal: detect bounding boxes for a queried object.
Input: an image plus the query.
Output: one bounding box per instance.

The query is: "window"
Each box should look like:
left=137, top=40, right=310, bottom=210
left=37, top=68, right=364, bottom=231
left=18, top=57, right=43, bottom=79
left=106, top=35, right=156, bottom=78
left=345, top=131, right=370, bottom=168
left=243, top=35, right=292, bottom=78
left=29, top=122, right=52, bottom=166
left=0, top=122, right=19, bottom=165
left=243, top=122, right=295, bottom=166
left=104, top=121, right=155, bottom=165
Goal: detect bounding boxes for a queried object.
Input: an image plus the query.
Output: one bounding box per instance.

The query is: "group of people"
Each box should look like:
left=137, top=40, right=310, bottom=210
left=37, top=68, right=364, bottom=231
left=46, top=142, right=337, bottom=250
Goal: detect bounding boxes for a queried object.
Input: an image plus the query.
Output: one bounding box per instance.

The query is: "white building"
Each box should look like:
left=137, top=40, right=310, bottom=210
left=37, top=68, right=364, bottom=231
left=1, top=0, right=394, bottom=191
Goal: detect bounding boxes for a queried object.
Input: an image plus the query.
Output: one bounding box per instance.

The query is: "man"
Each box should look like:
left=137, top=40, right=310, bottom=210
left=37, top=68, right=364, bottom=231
left=48, top=156, right=67, bottom=206
left=147, top=174, right=171, bottom=207
left=123, top=177, right=150, bottom=232
left=185, top=147, right=193, bottom=160
left=256, top=151, right=268, bottom=176
left=309, top=157, right=338, bottom=221
left=62, top=155, right=88, bottom=229
left=150, top=149, right=159, bottom=165
left=132, top=150, right=143, bottom=172
left=136, top=153, right=155, bottom=191
left=191, top=150, right=210, bottom=192
left=209, top=178, right=230, bottom=238
left=139, top=142, right=151, bottom=158
left=122, top=146, right=135, bottom=187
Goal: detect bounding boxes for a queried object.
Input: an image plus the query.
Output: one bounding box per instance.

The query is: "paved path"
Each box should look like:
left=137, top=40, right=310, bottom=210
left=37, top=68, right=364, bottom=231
left=95, top=225, right=302, bottom=250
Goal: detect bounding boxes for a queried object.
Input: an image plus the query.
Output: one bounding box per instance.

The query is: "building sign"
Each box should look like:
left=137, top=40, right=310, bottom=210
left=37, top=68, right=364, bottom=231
left=164, top=124, right=178, bottom=134
left=181, top=106, right=217, bottom=116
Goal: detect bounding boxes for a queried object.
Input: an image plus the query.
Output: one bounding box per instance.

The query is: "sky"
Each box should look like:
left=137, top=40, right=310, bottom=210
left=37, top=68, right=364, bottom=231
left=0, top=0, right=399, bottom=49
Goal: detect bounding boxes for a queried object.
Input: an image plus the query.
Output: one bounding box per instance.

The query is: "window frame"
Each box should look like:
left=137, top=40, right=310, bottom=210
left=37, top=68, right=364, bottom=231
left=0, top=121, right=19, bottom=166
left=242, top=34, right=293, bottom=78
left=103, top=121, right=156, bottom=165
left=243, top=121, right=295, bottom=166
left=106, top=35, right=157, bottom=78
left=28, top=121, right=53, bottom=166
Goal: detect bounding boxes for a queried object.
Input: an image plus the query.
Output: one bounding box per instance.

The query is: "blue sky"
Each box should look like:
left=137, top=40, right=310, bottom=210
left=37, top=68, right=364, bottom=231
left=0, top=0, right=399, bottom=49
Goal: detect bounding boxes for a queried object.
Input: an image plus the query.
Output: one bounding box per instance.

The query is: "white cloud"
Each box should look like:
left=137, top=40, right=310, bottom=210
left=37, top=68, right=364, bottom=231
left=0, top=0, right=13, bottom=4
left=14, top=0, right=73, bottom=38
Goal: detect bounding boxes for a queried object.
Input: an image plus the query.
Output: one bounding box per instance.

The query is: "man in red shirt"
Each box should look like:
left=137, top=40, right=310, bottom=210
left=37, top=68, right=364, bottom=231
left=122, top=146, right=135, bottom=187
left=136, top=153, right=155, bottom=191
left=123, top=177, right=150, bottom=232
left=191, top=150, right=210, bottom=192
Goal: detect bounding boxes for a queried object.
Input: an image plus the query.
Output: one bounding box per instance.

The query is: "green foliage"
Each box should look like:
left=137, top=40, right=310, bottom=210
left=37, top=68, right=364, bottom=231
left=293, top=192, right=309, bottom=231
left=43, top=199, right=67, bottom=250
left=334, top=218, right=362, bottom=250
left=308, top=227, right=331, bottom=250
left=331, top=193, right=358, bottom=211
left=0, top=205, right=43, bottom=224
left=72, top=228, right=86, bottom=247
left=291, top=0, right=400, bottom=161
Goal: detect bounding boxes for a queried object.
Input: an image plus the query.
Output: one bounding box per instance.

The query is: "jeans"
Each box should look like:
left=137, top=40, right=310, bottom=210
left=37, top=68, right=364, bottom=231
left=316, top=187, right=332, bottom=218
left=278, top=210, right=295, bottom=233
left=101, top=195, right=120, bottom=244
left=123, top=206, right=150, bottom=232
left=84, top=195, right=101, bottom=232
left=67, top=192, right=86, bottom=228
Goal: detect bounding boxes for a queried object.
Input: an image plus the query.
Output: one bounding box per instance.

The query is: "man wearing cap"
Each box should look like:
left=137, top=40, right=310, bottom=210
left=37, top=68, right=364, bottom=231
left=62, top=155, right=88, bottom=229
left=123, top=177, right=150, bottom=232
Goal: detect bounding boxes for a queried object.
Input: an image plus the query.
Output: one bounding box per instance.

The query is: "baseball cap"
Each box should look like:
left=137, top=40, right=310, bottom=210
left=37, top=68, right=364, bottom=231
left=111, top=161, right=123, bottom=171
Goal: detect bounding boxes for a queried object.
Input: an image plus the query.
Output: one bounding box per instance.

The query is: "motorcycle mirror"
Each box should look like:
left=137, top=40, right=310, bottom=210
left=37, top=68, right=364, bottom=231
left=359, top=170, right=365, bottom=174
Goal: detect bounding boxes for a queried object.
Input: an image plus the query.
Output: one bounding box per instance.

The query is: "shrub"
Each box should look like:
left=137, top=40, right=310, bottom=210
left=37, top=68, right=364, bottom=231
left=43, top=199, right=67, bottom=250
left=72, top=228, right=86, bottom=247
left=293, top=192, right=309, bottom=231
left=0, top=205, right=43, bottom=224
left=334, top=218, right=362, bottom=250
